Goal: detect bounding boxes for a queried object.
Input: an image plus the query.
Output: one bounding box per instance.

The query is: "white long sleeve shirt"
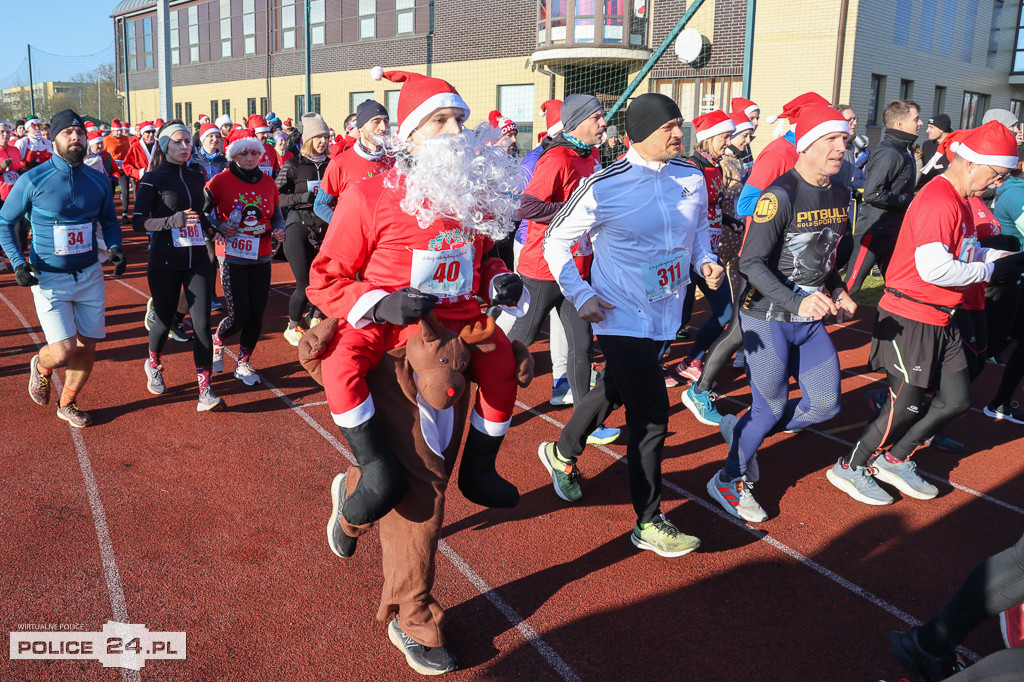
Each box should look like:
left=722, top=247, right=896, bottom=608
left=543, top=146, right=717, bottom=340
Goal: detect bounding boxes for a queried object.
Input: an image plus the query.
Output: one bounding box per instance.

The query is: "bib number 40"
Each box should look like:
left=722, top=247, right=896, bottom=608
left=432, top=260, right=461, bottom=284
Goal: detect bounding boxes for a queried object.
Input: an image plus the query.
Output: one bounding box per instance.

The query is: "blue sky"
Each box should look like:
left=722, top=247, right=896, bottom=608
left=0, top=1, right=120, bottom=77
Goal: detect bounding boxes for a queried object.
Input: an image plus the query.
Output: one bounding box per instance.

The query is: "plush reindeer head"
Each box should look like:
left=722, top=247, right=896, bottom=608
left=407, top=313, right=496, bottom=410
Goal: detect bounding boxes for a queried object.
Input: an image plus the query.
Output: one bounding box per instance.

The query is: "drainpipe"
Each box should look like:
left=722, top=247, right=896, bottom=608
left=742, top=0, right=755, bottom=98
left=832, top=0, right=850, bottom=105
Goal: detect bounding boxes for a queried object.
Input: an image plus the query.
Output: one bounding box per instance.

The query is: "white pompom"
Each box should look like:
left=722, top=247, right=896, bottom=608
left=765, top=114, right=778, bottom=125
left=950, top=141, right=961, bottom=152
left=370, top=66, right=384, bottom=81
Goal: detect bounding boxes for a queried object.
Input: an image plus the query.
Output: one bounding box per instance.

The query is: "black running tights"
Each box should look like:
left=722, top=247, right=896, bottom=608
left=283, top=222, right=321, bottom=323
left=216, top=261, right=271, bottom=350
left=695, top=273, right=748, bottom=394
left=148, top=260, right=214, bottom=366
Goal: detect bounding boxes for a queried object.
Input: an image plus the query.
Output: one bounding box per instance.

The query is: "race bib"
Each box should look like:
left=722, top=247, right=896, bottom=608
left=307, top=180, right=320, bottom=194
left=224, top=234, right=259, bottom=260
left=574, top=232, right=593, bottom=257
left=708, top=226, right=722, bottom=253
left=171, top=219, right=205, bottom=247
left=258, top=162, right=274, bottom=176
left=409, top=244, right=474, bottom=299
left=790, top=283, right=825, bottom=323
left=115, top=159, right=123, bottom=169
left=3, top=171, right=19, bottom=186
left=958, top=235, right=979, bottom=263
left=643, top=251, right=688, bottom=302
left=53, top=222, right=93, bottom=256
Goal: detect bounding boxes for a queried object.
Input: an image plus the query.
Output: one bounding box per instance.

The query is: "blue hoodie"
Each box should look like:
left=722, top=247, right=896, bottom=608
left=0, top=154, right=121, bottom=273
left=993, top=174, right=1024, bottom=246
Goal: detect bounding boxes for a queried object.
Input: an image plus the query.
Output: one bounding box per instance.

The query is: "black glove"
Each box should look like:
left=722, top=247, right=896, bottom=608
left=991, top=252, right=1024, bottom=282
left=14, top=262, right=40, bottom=287
left=372, top=287, right=439, bottom=325
left=491, top=272, right=523, bottom=306
left=107, top=246, right=127, bottom=276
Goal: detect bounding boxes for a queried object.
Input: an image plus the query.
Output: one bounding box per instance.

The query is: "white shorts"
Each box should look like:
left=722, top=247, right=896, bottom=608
left=31, top=261, right=106, bottom=343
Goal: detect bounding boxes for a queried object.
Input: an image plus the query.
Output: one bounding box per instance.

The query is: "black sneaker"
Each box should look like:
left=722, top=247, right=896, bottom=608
left=168, top=322, right=192, bottom=342
left=327, top=473, right=357, bottom=559
left=387, top=619, right=457, bottom=676
left=889, top=627, right=965, bottom=682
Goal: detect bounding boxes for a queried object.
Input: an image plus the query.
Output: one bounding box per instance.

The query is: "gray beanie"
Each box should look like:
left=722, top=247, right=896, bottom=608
left=301, top=112, right=330, bottom=142
left=606, top=125, right=618, bottom=137
left=982, top=108, right=1019, bottom=130
left=560, top=94, right=603, bottom=135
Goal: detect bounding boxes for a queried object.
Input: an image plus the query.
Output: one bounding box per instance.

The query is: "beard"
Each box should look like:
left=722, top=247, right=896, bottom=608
left=57, top=141, right=86, bottom=165
left=383, top=124, right=526, bottom=241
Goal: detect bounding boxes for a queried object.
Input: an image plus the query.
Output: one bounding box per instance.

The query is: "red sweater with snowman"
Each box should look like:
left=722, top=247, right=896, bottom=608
left=207, top=170, right=280, bottom=260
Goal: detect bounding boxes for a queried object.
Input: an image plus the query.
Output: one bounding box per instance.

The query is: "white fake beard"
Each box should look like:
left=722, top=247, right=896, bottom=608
left=383, top=124, right=526, bottom=240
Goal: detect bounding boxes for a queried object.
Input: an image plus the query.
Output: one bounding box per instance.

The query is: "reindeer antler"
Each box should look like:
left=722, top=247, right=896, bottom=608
left=459, top=316, right=496, bottom=345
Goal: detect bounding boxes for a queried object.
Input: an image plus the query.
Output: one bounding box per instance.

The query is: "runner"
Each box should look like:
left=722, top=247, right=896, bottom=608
left=706, top=105, right=854, bottom=523
left=537, top=92, right=722, bottom=557
left=827, top=121, right=1024, bottom=506
left=246, top=114, right=281, bottom=179
left=205, top=127, right=285, bottom=387
left=729, top=97, right=760, bottom=174
left=122, top=121, right=157, bottom=186
left=191, top=122, right=228, bottom=181
left=273, top=130, right=293, bottom=167
left=14, top=115, right=53, bottom=170
left=278, top=112, right=332, bottom=346
left=0, top=121, right=24, bottom=208
left=132, top=120, right=225, bottom=411
left=0, top=109, right=126, bottom=427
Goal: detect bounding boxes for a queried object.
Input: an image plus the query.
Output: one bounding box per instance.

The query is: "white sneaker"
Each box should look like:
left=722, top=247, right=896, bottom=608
left=196, top=387, right=226, bottom=412
left=234, top=360, right=262, bottom=386
left=212, top=345, right=224, bottom=373
left=283, top=325, right=305, bottom=347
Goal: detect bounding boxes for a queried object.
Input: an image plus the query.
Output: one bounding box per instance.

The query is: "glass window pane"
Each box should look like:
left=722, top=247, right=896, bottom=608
left=171, top=30, right=179, bottom=49
left=171, top=49, right=179, bottom=65
left=360, top=17, right=375, bottom=38
left=243, top=14, right=255, bottom=34
left=190, top=46, right=199, bottom=61
left=283, top=2, right=295, bottom=29
left=189, top=6, right=198, bottom=23
left=385, top=90, right=400, bottom=128
left=222, top=39, right=231, bottom=58
left=221, top=18, right=231, bottom=37
left=170, top=12, right=178, bottom=30
left=127, top=21, right=135, bottom=38
left=359, top=0, right=376, bottom=15
left=189, top=24, right=199, bottom=43
left=144, top=34, right=152, bottom=51
left=245, top=36, right=255, bottom=53
left=311, top=0, right=325, bottom=23
left=243, top=0, right=254, bottom=12
left=350, top=91, right=373, bottom=115
left=575, top=0, right=595, bottom=14
left=312, top=25, right=325, bottom=44
left=397, top=11, right=414, bottom=34
left=575, top=18, right=595, bottom=42
left=145, top=53, right=153, bottom=69
left=283, top=29, right=295, bottom=49
left=603, top=17, right=623, bottom=42
left=396, top=0, right=415, bottom=8
left=498, top=84, right=534, bottom=123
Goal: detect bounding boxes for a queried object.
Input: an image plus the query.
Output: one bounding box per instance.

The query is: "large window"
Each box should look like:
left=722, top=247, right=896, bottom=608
left=260, top=97, right=268, bottom=116
left=210, top=100, right=219, bottom=120
left=175, top=102, right=182, bottom=119
left=170, top=10, right=180, bottom=65
left=243, top=0, right=257, bottom=55
left=295, top=94, right=305, bottom=121
left=1011, top=99, right=1024, bottom=121
left=222, top=99, right=231, bottom=121
left=142, top=17, right=154, bottom=69
left=396, top=0, right=415, bottom=34
left=867, top=74, right=886, bottom=126
left=933, top=85, right=946, bottom=115
left=537, top=0, right=643, bottom=48
left=184, top=102, right=193, bottom=125
left=498, top=84, right=535, bottom=150
left=961, top=91, right=991, bottom=128
left=188, top=6, right=199, bottom=62
left=281, top=0, right=296, bottom=50
left=220, top=0, right=232, bottom=58
left=899, top=79, right=914, bottom=101
left=350, top=91, right=373, bottom=117
left=359, top=0, right=376, bottom=40
left=311, top=94, right=322, bottom=114
left=311, top=0, right=326, bottom=45
left=386, top=90, right=400, bottom=130
left=126, top=20, right=137, bottom=72
left=248, top=98, right=257, bottom=116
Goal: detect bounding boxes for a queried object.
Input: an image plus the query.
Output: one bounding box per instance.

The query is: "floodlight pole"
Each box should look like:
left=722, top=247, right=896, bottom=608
left=156, top=0, right=173, bottom=119
left=27, top=45, right=35, bottom=114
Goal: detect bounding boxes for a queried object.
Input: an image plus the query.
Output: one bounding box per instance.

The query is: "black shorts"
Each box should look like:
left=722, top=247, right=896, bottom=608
left=869, top=308, right=966, bottom=388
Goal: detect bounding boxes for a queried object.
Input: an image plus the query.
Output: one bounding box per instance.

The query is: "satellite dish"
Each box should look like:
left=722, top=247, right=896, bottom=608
left=675, top=28, right=704, bottom=64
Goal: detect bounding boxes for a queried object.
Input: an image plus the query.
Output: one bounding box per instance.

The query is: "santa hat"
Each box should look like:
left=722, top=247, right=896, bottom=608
left=370, top=66, right=469, bottom=140
left=198, top=122, right=220, bottom=144
left=25, top=116, right=41, bottom=126
left=87, top=130, right=103, bottom=146
left=729, top=111, right=754, bottom=136
left=952, top=120, right=1019, bottom=169
left=85, top=120, right=99, bottom=133
left=110, top=118, right=121, bottom=128
left=154, top=118, right=165, bottom=130
left=489, top=110, right=518, bottom=138
left=198, top=114, right=210, bottom=124
left=283, top=117, right=294, bottom=128
left=731, top=97, right=759, bottom=118
left=794, top=105, right=850, bottom=152
left=540, top=99, right=563, bottom=136
left=139, top=121, right=156, bottom=133
left=246, top=114, right=270, bottom=133
left=225, top=127, right=265, bottom=161
left=780, top=92, right=830, bottom=122
left=215, top=114, right=233, bottom=128
left=693, top=109, right=736, bottom=142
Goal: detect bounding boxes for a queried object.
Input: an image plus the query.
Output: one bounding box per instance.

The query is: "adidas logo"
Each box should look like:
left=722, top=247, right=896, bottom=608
left=680, top=187, right=694, bottom=198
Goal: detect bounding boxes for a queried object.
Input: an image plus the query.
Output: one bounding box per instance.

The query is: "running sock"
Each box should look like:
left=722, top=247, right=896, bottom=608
left=148, top=350, right=161, bottom=368
left=287, top=320, right=299, bottom=330
left=196, top=366, right=212, bottom=391
left=212, top=331, right=224, bottom=348
left=60, top=387, right=79, bottom=407
left=36, top=362, right=52, bottom=376
left=238, top=345, right=253, bottom=364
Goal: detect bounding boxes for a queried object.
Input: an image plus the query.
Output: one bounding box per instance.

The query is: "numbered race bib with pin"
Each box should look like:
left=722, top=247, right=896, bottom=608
left=306, top=180, right=320, bottom=194
left=224, top=234, right=259, bottom=260
left=409, top=244, right=473, bottom=300
left=958, top=235, right=979, bottom=263
left=3, top=171, right=19, bottom=186
left=53, top=222, right=93, bottom=256
left=643, top=251, right=688, bottom=302
left=171, top=218, right=206, bottom=248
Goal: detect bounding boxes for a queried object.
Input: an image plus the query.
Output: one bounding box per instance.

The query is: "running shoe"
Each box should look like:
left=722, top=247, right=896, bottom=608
left=983, top=402, right=1024, bottom=425
left=550, top=376, right=573, bottom=406
left=631, top=514, right=701, bottom=558
left=719, top=414, right=760, bottom=482
left=283, top=325, right=305, bottom=347
left=56, top=400, right=93, bottom=428
left=309, top=316, right=324, bottom=328
left=168, top=322, right=192, bottom=342
left=681, top=384, right=722, bottom=425
left=586, top=425, right=620, bottom=445
left=732, top=349, right=746, bottom=369
left=210, top=296, right=224, bottom=312
left=28, top=354, right=51, bottom=405
left=889, top=627, right=965, bottom=682
left=144, top=297, right=156, bottom=331
left=387, top=618, right=457, bottom=676
left=196, top=387, right=226, bottom=412
left=871, top=451, right=938, bottom=500
left=925, top=431, right=964, bottom=453
left=707, top=469, right=768, bottom=522
left=662, top=364, right=681, bottom=388
left=676, top=326, right=691, bottom=340
left=144, top=360, right=166, bottom=395
left=234, top=360, right=262, bottom=386
left=825, top=458, right=893, bottom=505
left=676, top=357, right=703, bottom=382
left=212, top=345, right=225, bottom=373
left=327, top=472, right=358, bottom=559
left=537, top=442, right=582, bottom=502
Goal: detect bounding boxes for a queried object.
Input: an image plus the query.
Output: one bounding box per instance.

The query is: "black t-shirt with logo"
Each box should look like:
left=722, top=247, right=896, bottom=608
left=739, top=169, right=850, bottom=321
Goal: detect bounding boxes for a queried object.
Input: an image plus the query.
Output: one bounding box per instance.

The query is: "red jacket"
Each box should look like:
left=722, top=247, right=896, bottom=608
left=320, top=145, right=394, bottom=200
left=307, top=169, right=509, bottom=326
left=329, top=135, right=356, bottom=158
left=122, top=138, right=157, bottom=181
left=0, top=143, right=23, bottom=201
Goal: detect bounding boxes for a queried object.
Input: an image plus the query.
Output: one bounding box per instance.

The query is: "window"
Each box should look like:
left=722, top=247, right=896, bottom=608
left=295, top=94, right=305, bottom=120
left=170, top=10, right=180, bottom=65
left=988, top=0, right=1004, bottom=67
left=211, top=100, right=219, bottom=120
left=868, top=74, right=886, bottom=126
left=359, top=0, right=375, bottom=39
left=1011, top=100, right=1024, bottom=121
left=350, top=91, right=373, bottom=117
left=933, top=85, right=946, bottom=115
left=311, top=94, right=321, bottom=114
left=188, top=6, right=199, bottom=62
left=498, top=84, right=535, bottom=150
left=126, top=20, right=137, bottom=72
left=603, top=0, right=625, bottom=43
left=961, top=91, right=990, bottom=128
left=574, top=0, right=595, bottom=44
left=539, top=0, right=641, bottom=47
left=260, top=97, right=268, bottom=116
left=385, top=90, right=400, bottom=130
left=281, top=0, right=296, bottom=49
left=899, top=79, right=914, bottom=100
left=175, top=102, right=183, bottom=119
left=143, top=17, right=154, bottom=69
left=311, top=0, right=326, bottom=45
left=248, top=98, right=257, bottom=116
left=220, top=0, right=232, bottom=58
left=243, top=0, right=256, bottom=54
left=185, top=102, right=193, bottom=124
left=1013, top=0, right=1024, bottom=72
left=396, top=0, right=415, bottom=34
left=222, top=100, right=231, bottom=121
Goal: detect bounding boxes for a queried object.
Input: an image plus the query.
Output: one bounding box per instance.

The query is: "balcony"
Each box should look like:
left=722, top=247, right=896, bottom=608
left=532, top=0, right=652, bottom=67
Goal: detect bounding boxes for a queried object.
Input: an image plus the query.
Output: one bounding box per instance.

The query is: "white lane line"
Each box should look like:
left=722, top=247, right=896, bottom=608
left=1, top=292, right=141, bottom=682
left=108, top=278, right=579, bottom=681
left=517, top=400, right=981, bottom=663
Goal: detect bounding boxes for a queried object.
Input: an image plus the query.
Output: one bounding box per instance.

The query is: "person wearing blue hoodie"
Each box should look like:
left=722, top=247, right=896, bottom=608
left=0, top=110, right=125, bottom=428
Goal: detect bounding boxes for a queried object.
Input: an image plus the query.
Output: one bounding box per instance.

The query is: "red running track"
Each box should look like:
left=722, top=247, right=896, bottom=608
left=1, top=231, right=1022, bottom=681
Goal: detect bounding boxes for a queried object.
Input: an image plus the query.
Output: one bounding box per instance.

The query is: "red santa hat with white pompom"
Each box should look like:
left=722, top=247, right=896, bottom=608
left=539, top=99, right=563, bottom=137
left=489, top=110, right=518, bottom=138
left=370, top=66, right=469, bottom=141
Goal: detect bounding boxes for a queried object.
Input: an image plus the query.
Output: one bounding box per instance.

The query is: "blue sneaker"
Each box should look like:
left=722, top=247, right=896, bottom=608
left=587, top=425, right=620, bottom=445
left=550, top=376, right=573, bottom=406
left=925, top=431, right=964, bottom=453
left=681, top=384, right=722, bottom=425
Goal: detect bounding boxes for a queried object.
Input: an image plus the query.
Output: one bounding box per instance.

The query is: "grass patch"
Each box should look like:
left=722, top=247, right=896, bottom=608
left=851, top=273, right=885, bottom=307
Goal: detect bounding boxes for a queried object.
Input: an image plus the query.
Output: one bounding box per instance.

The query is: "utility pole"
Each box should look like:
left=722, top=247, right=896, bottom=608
left=27, top=45, right=35, bottom=115
left=156, top=0, right=173, bottom=120
left=304, top=0, right=312, bottom=114
left=122, top=17, right=132, bottom=122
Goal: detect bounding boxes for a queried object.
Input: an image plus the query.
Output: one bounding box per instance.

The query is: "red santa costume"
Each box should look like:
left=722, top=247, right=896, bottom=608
left=122, top=121, right=157, bottom=181
left=246, top=114, right=281, bottom=177
left=15, top=116, right=53, bottom=169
